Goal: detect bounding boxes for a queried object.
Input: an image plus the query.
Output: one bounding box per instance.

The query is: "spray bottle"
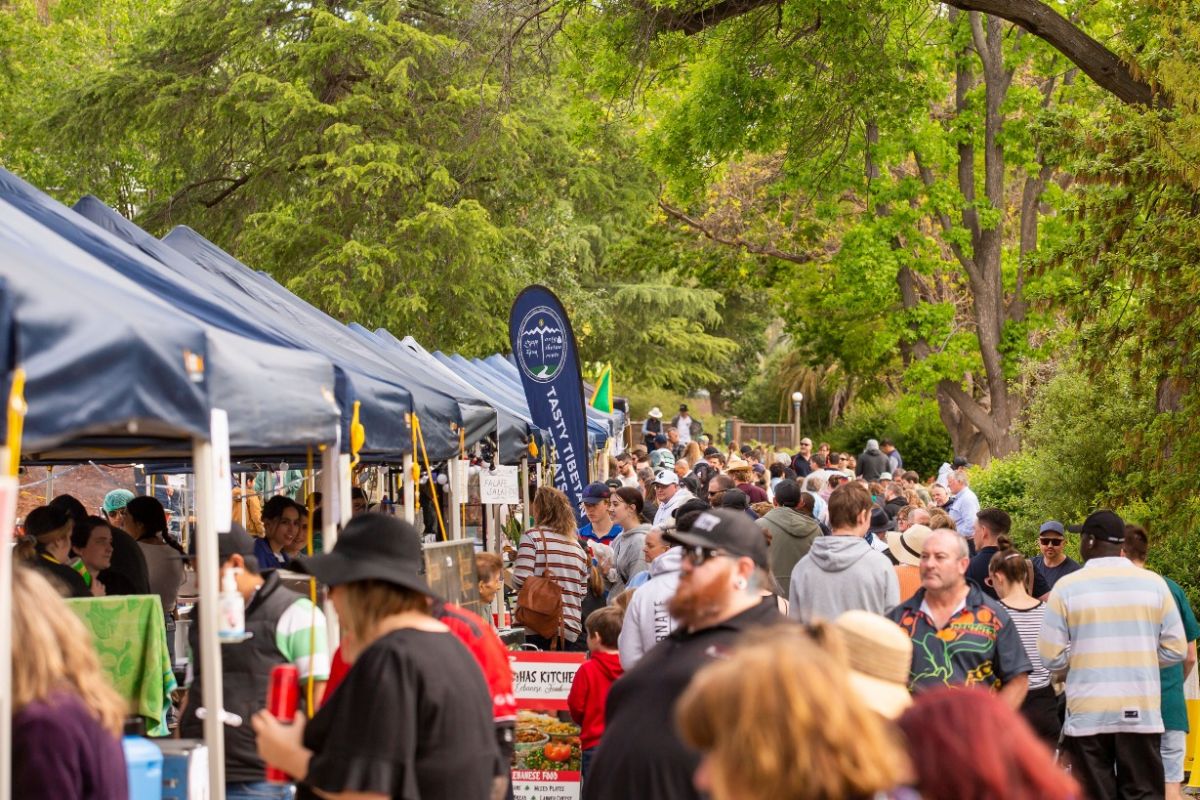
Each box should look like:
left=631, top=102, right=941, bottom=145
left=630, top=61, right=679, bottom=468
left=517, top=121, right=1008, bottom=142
left=218, top=567, right=245, bottom=640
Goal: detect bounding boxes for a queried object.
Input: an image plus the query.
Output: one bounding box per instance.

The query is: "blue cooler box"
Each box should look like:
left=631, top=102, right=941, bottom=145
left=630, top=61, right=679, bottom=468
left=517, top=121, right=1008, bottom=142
left=123, top=736, right=163, bottom=800
left=154, top=738, right=209, bottom=800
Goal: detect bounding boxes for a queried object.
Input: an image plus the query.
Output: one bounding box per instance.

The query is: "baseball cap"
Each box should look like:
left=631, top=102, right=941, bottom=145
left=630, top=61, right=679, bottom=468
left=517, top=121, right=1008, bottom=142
left=1038, top=520, right=1066, bottom=537
left=720, top=488, right=750, bottom=511
left=664, top=509, right=769, bottom=570
left=581, top=482, right=612, bottom=505
left=219, top=523, right=259, bottom=564
left=102, top=489, right=135, bottom=514
left=654, top=433, right=668, bottom=446
left=879, top=472, right=893, bottom=481
left=1067, top=510, right=1125, bottom=542
left=652, top=469, right=679, bottom=487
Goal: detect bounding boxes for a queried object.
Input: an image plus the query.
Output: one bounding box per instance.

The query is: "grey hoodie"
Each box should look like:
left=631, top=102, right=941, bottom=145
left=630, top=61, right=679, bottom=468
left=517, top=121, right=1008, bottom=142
left=618, top=547, right=682, bottom=669
left=787, top=535, right=899, bottom=623
left=757, top=507, right=820, bottom=591
left=606, top=523, right=651, bottom=600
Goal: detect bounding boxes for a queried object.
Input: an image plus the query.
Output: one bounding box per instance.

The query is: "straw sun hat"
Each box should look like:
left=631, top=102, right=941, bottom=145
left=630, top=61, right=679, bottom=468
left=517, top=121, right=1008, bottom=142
left=888, top=524, right=934, bottom=568
left=832, top=610, right=914, bottom=720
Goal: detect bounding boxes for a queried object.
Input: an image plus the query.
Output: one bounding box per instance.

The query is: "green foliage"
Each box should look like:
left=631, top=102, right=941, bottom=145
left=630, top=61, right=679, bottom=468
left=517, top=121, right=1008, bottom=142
left=811, top=395, right=951, bottom=480
left=968, top=453, right=1041, bottom=554
left=0, top=0, right=745, bottom=390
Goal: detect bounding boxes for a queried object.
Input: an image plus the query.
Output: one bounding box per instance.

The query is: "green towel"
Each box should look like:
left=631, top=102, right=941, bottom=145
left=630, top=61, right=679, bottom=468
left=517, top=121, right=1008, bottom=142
left=67, top=595, right=178, bottom=736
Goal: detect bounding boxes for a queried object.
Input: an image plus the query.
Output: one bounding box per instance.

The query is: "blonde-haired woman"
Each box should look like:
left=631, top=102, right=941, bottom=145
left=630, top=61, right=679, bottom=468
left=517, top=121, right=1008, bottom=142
left=12, top=566, right=129, bottom=798
left=253, top=513, right=498, bottom=800
left=676, top=627, right=912, bottom=800
left=511, top=486, right=588, bottom=650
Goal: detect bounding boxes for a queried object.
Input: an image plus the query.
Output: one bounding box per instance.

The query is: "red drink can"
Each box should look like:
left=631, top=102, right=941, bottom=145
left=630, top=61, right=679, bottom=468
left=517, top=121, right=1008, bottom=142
left=265, top=664, right=299, bottom=783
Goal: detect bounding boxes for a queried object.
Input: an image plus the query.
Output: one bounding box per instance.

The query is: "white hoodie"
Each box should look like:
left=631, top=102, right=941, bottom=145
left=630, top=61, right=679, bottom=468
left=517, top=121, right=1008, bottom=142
left=618, top=547, right=683, bottom=670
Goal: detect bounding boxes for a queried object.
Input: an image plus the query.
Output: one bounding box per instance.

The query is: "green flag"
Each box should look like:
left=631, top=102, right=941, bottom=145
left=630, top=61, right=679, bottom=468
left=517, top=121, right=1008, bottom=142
left=590, top=364, right=613, bottom=414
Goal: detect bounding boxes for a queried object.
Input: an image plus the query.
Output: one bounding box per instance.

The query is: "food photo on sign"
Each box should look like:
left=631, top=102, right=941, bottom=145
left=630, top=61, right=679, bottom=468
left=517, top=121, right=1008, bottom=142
left=509, top=651, right=586, bottom=799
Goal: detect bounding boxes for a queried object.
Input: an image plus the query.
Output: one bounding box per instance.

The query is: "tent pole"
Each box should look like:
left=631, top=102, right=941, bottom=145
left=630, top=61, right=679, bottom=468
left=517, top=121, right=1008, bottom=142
left=338, top=454, right=352, bottom=528
left=520, top=457, right=530, bottom=529
left=402, top=454, right=415, bottom=525
left=319, top=446, right=340, bottom=652
left=0, top=467, right=15, bottom=800
left=448, top=459, right=463, bottom=540
left=192, top=437, right=227, bottom=800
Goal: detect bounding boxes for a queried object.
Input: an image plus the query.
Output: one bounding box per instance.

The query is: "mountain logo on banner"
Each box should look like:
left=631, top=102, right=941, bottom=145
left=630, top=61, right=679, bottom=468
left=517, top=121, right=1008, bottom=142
left=516, top=306, right=567, bottom=383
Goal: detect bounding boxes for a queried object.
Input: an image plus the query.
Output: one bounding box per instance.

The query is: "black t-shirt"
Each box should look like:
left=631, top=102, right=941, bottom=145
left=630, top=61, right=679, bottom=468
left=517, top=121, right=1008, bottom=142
left=1032, top=555, right=1082, bottom=592
left=107, top=527, right=151, bottom=595
left=967, top=546, right=1050, bottom=600
left=300, top=628, right=498, bottom=800
left=583, top=598, right=787, bottom=800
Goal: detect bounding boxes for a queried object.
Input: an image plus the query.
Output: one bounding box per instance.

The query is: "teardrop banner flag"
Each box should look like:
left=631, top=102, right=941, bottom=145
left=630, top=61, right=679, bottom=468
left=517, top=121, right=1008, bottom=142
left=509, top=285, right=589, bottom=521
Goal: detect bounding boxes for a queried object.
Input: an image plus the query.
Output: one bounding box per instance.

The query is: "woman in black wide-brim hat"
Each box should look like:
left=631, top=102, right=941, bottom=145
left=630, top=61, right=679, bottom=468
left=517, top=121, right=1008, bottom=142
left=251, top=513, right=499, bottom=800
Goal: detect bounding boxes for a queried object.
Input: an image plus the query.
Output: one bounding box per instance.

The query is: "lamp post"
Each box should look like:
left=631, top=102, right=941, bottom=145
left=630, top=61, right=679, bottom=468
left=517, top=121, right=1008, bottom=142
left=791, top=391, right=804, bottom=448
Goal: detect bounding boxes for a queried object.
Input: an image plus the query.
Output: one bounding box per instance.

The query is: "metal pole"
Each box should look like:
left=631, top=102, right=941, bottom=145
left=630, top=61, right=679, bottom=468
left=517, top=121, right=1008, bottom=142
left=192, top=437, right=227, bottom=800
left=448, top=460, right=460, bottom=542
left=320, top=446, right=340, bottom=652
left=794, top=401, right=801, bottom=449
left=520, top=457, right=531, bottom=528
left=401, top=454, right=415, bottom=526
left=0, top=468, right=16, bottom=800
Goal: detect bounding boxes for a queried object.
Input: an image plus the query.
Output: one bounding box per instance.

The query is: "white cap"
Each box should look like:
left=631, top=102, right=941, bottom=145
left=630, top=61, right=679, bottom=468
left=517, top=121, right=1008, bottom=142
left=652, top=469, right=679, bottom=486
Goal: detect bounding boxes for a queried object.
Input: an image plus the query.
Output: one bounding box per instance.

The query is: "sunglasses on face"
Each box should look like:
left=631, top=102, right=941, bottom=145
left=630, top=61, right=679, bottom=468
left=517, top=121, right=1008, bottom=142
left=1040, top=538, right=1063, bottom=546
left=681, top=545, right=727, bottom=566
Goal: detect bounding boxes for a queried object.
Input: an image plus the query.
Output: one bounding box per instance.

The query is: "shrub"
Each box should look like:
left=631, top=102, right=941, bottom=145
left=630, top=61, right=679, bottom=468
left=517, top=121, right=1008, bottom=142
left=813, top=397, right=951, bottom=479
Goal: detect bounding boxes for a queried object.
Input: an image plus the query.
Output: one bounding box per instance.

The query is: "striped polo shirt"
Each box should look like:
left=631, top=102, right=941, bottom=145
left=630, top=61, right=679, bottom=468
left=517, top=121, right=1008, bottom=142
left=512, top=527, right=589, bottom=642
left=1039, top=556, right=1186, bottom=735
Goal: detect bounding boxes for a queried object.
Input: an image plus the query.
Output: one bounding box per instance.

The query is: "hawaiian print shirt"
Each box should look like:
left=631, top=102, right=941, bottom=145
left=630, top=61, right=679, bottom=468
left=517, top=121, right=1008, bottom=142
left=888, top=583, right=1032, bottom=693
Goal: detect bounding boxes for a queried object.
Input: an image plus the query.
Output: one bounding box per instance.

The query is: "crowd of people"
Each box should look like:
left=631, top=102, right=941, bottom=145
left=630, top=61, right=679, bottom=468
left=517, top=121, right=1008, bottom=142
left=10, top=428, right=1199, bottom=800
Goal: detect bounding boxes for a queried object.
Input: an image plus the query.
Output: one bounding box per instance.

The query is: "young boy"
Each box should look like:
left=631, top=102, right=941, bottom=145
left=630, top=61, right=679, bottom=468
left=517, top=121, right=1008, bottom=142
left=567, top=606, right=624, bottom=781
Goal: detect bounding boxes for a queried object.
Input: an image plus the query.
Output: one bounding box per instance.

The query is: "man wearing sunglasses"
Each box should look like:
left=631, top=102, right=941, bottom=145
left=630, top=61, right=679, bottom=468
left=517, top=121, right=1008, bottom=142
left=1032, top=520, right=1081, bottom=593
left=583, top=509, right=783, bottom=800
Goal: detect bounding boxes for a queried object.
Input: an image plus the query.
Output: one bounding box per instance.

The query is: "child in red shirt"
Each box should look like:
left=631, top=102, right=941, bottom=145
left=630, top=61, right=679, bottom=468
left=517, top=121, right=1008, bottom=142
left=568, top=606, right=624, bottom=783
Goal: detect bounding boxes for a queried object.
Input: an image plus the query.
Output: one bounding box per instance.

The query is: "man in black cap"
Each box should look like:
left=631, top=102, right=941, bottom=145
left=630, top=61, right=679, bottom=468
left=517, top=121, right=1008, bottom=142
left=672, top=404, right=696, bottom=447
left=180, top=524, right=331, bottom=799
left=1032, top=520, right=1080, bottom=593
left=583, top=510, right=785, bottom=800
left=1039, top=510, right=1186, bottom=800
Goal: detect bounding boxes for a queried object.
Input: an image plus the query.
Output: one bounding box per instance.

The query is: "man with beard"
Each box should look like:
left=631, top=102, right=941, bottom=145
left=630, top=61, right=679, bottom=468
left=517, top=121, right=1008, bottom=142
left=582, top=509, right=785, bottom=800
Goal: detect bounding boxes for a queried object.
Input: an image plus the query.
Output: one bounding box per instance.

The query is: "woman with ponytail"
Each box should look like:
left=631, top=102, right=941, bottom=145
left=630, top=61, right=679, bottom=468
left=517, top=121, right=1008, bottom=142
left=988, top=535, right=1060, bottom=745
left=125, top=496, right=185, bottom=665
left=18, top=505, right=90, bottom=598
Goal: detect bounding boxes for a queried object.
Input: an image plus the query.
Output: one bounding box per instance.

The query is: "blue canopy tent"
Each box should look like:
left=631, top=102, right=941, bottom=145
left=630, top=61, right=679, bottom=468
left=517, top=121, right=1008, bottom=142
left=0, top=195, right=299, bottom=800
left=71, top=196, right=412, bottom=460
left=161, top=226, right=467, bottom=461
left=0, top=173, right=342, bottom=458
left=0, top=199, right=210, bottom=457
left=371, top=331, right=538, bottom=464
left=346, top=324, right=522, bottom=461
left=470, top=355, right=612, bottom=450
left=480, top=353, right=621, bottom=443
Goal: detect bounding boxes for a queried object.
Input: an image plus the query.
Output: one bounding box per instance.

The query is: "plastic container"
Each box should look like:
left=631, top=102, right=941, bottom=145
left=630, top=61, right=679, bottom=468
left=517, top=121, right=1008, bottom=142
left=123, top=735, right=164, bottom=800
left=217, top=568, right=245, bottom=640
